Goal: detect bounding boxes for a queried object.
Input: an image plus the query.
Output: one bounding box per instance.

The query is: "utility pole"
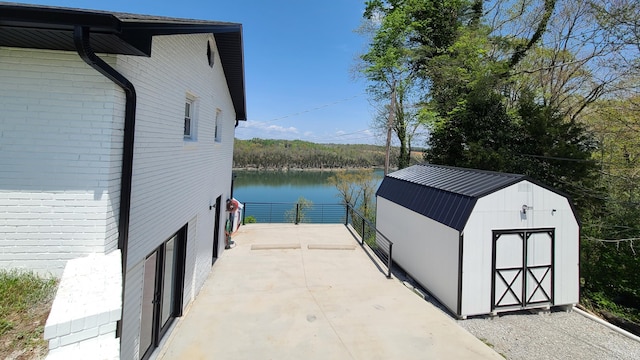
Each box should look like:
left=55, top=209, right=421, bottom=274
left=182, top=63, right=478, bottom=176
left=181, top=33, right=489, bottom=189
left=384, top=80, right=396, bottom=176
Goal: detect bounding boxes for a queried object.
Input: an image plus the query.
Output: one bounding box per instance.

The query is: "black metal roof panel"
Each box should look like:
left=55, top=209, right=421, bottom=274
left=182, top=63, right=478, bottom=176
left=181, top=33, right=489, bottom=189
left=377, top=176, right=477, bottom=231
left=376, top=164, right=527, bottom=231
left=387, top=164, right=525, bottom=198
left=0, top=2, right=246, bottom=120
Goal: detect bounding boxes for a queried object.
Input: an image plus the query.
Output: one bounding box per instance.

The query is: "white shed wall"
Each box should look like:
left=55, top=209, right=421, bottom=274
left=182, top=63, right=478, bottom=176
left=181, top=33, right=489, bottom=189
left=376, top=197, right=460, bottom=313
left=461, top=181, right=579, bottom=316
left=115, top=34, right=235, bottom=360
left=0, top=47, right=123, bottom=276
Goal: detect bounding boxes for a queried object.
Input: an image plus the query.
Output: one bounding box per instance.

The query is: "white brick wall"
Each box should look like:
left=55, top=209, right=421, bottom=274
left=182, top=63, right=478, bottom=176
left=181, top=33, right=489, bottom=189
left=0, top=47, right=123, bottom=276
left=44, top=251, right=122, bottom=360
left=116, top=34, right=236, bottom=360
left=1, top=32, right=237, bottom=359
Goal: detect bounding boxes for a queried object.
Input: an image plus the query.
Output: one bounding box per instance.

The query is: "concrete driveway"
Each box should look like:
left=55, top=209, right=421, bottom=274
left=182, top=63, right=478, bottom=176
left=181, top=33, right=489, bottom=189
left=157, top=224, right=502, bottom=360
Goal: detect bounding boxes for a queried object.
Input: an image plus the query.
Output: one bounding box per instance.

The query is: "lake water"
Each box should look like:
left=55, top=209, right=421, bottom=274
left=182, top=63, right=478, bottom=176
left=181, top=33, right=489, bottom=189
left=233, top=169, right=384, bottom=204
left=232, top=169, right=383, bottom=223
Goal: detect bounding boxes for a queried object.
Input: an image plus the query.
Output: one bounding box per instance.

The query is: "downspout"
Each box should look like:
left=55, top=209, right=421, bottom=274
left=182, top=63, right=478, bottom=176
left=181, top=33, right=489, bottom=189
left=73, top=25, right=136, bottom=338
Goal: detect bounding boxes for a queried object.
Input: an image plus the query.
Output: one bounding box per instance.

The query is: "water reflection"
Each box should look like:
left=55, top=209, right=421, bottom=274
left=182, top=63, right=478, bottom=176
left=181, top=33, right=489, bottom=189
left=233, top=169, right=383, bottom=204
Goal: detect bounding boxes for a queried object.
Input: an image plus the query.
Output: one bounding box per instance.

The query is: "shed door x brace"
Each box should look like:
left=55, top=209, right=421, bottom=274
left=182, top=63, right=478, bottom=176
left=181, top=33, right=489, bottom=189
left=491, top=229, right=555, bottom=311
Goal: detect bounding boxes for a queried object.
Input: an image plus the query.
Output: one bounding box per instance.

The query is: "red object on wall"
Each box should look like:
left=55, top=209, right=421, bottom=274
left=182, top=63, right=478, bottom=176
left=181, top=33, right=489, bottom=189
left=226, top=199, right=238, bottom=212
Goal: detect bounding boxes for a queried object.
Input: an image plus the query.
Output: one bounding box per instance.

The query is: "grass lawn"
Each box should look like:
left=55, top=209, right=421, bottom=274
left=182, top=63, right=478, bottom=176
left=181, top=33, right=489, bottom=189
left=0, top=270, right=57, bottom=360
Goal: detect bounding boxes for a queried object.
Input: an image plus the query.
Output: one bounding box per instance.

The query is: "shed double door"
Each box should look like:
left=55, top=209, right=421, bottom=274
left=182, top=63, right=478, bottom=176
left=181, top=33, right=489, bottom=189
left=491, top=229, right=554, bottom=311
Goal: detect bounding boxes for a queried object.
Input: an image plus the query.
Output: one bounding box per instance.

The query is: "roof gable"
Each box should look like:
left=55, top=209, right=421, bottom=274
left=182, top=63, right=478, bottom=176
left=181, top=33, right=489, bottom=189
left=376, top=164, right=527, bottom=231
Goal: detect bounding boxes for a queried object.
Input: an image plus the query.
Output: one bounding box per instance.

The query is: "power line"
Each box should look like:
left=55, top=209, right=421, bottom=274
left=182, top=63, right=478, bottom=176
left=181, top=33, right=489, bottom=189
left=518, top=154, right=596, bottom=163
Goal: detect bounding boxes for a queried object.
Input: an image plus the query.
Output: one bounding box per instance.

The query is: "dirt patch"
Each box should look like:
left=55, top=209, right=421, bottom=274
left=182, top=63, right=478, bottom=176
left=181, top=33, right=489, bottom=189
left=0, top=271, right=57, bottom=360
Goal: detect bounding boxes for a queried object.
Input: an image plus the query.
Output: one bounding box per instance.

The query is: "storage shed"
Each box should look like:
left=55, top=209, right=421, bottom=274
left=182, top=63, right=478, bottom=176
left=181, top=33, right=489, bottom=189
left=376, top=164, right=580, bottom=318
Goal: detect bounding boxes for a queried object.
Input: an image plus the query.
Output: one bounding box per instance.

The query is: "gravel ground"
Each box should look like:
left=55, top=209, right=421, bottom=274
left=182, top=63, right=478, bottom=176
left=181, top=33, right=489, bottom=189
left=393, top=268, right=640, bottom=360
left=457, top=309, right=640, bottom=360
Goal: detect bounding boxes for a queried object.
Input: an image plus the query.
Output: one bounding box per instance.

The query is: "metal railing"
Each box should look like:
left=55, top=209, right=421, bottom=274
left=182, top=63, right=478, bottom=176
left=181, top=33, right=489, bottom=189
left=345, top=204, right=393, bottom=278
left=240, top=201, right=393, bottom=278
left=242, top=202, right=346, bottom=224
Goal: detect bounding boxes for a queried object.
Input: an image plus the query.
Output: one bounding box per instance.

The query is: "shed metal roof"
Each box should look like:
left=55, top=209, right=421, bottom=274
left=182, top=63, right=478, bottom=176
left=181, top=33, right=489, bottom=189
left=376, top=164, right=528, bottom=231
left=0, top=2, right=246, bottom=120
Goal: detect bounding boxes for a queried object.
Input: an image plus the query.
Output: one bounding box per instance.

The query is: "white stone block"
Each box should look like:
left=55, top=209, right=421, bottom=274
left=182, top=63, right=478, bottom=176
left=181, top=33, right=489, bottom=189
left=84, top=314, right=98, bottom=330
left=96, top=311, right=111, bottom=326
left=48, top=337, right=60, bottom=350
left=43, top=323, right=58, bottom=340
left=44, top=250, right=122, bottom=353
left=56, top=321, right=71, bottom=337
left=99, top=322, right=117, bottom=335
left=59, top=326, right=100, bottom=347
left=109, top=308, right=121, bottom=323
left=70, top=317, right=84, bottom=333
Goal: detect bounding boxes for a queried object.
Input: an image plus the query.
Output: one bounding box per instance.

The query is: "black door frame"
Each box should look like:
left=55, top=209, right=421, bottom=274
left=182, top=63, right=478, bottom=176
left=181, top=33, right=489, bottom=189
left=212, top=195, right=222, bottom=264
left=140, top=225, right=187, bottom=360
left=491, top=228, right=555, bottom=311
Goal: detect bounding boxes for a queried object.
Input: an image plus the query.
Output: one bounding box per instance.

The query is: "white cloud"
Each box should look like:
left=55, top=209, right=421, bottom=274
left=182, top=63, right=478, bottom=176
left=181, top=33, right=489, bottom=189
left=238, top=121, right=298, bottom=134
left=236, top=121, right=301, bottom=140
left=236, top=122, right=379, bottom=145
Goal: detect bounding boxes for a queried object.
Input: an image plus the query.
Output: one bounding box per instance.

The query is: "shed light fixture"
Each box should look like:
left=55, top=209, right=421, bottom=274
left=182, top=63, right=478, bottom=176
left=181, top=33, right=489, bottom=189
left=522, top=204, right=532, bottom=214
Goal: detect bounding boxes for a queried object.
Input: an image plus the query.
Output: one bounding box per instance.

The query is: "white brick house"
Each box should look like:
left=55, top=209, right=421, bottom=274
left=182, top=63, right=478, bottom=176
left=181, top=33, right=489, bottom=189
left=0, top=3, right=245, bottom=359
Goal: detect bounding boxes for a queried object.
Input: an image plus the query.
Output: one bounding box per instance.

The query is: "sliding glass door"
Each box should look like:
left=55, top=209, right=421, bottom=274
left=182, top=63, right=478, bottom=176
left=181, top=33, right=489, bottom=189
left=139, top=226, right=187, bottom=360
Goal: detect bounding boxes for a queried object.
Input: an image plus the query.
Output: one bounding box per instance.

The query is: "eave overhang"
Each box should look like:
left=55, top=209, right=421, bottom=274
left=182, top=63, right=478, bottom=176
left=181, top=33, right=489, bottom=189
left=0, top=2, right=246, bottom=120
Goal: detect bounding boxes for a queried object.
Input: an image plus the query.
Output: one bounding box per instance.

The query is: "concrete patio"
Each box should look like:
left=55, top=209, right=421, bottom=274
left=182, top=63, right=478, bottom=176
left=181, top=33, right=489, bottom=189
left=156, top=224, right=502, bottom=359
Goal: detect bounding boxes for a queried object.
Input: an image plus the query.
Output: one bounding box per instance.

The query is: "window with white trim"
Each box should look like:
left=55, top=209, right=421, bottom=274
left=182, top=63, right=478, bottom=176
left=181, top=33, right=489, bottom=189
left=214, top=109, right=222, bottom=143
left=184, top=95, right=197, bottom=140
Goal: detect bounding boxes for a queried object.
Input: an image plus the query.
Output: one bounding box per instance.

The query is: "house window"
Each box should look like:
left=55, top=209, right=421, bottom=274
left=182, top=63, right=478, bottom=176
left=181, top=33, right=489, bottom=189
left=214, top=109, right=222, bottom=143
left=184, top=96, right=197, bottom=140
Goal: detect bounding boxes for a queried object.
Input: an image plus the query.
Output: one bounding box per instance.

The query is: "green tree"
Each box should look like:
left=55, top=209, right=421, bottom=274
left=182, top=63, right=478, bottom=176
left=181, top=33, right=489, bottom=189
left=424, top=90, right=518, bottom=171
left=426, top=90, right=599, bottom=206
left=366, top=0, right=640, bottom=329
left=285, top=197, right=313, bottom=224
left=578, top=96, right=640, bottom=325
left=328, top=170, right=380, bottom=221
left=359, top=0, right=428, bottom=170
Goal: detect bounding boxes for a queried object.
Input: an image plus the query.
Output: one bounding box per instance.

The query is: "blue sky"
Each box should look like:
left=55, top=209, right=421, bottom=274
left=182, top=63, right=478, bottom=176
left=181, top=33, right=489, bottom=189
left=13, top=0, right=381, bottom=144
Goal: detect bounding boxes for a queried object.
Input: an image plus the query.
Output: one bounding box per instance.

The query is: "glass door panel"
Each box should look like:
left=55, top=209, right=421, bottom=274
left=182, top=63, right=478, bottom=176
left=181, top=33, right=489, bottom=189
left=139, top=252, right=158, bottom=358
left=160, top=236, right=176, bottom=328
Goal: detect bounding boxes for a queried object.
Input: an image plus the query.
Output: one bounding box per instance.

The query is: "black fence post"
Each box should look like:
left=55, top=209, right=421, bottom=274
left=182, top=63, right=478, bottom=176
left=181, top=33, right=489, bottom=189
left=387, top=242, right=393, bottom=278
left=361, top=217, right=366, bottom=246
left=295, top=203, right=300, bottom=224
left=242, top=202, right=246, bottom=225
left=345, top=204, right=349, bottom=226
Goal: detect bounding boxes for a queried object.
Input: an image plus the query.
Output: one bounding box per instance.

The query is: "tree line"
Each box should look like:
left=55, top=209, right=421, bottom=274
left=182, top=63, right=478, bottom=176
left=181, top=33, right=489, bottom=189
left=233, top=138, right=421, bottom=169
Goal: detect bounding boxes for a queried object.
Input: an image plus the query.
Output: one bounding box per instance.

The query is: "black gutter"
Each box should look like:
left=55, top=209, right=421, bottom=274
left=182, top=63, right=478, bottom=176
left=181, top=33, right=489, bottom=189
left=73, top=25, right=135, bottom=338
